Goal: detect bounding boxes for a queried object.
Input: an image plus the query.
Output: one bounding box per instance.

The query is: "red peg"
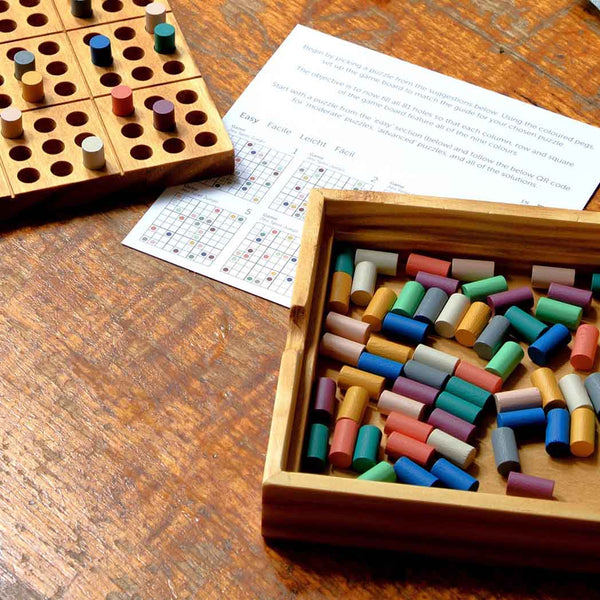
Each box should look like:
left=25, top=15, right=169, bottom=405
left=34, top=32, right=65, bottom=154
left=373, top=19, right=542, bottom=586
left=111, top=85, right=134, bottom=116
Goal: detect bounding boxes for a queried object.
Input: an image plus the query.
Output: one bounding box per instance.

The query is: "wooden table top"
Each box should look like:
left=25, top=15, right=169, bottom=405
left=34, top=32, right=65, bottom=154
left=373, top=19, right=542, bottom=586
left=2, top=0, right=600, bottom=597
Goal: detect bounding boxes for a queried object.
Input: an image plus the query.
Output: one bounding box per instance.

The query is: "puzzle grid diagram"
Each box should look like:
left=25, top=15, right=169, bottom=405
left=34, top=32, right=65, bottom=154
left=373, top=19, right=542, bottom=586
left=201, top=135, right=294, bottom=204
left=0, top=0, right=234, bottom=216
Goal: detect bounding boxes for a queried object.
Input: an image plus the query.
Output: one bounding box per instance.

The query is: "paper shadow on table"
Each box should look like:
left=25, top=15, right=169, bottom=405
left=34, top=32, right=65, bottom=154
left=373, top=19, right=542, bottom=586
left=266, top=538, right=600, bottom=598
left=0, top=187, right=154, bottom=233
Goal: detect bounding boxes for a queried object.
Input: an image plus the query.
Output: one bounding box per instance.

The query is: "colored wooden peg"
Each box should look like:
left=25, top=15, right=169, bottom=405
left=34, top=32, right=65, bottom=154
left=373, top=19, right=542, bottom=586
left=152, top=99, right=176, bottom=131
left=111, top=85, right=134, bottom=116
left=71, top=0, right=92, bottom=18
left=146, top=2, right=167, bottom=33
left=14, top=50, right=35, bottom=81
left=1, top=107, right=23, bottom=138
left=82, top=136, right=105, bottom=170
left=154, top=22, right=176, bottom=54
left=21, top=71, right=44, bottom=102
left=90, top=35, right=113, bottom=67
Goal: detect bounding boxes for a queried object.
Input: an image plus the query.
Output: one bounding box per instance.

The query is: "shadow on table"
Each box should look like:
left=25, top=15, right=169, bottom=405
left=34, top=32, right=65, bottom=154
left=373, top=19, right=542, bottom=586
left=266, top=538, right=600, bottom=598
left=0, top=188, right=153, bottom=233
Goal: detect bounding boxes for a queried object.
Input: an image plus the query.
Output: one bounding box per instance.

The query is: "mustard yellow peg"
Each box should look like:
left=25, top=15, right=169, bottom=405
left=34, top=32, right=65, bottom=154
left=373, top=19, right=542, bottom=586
left=337, top=386, right=369, bottom=423
left=570, top=406, right=595, bottom=457
left=455, top=302, right=491, bottom=347
left=22, top=71, right=44, bottom=103
left=362, top=287, right=397, bottom=331
left=366, top=335, right=413, bottom=364
left=329, top=271, right=352, bottom=314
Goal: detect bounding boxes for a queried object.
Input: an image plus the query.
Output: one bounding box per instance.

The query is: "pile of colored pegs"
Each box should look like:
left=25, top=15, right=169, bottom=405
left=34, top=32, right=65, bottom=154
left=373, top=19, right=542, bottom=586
left=304, top=247, right=600, bottom=500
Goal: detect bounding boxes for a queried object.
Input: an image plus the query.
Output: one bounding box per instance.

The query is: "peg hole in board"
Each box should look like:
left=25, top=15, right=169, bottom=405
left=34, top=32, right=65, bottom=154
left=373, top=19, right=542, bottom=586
left=0, top=1, right=8, bottom=13
left=132, top=0, right=152, bottom=5
left=54, top=81, right=76, bottom=96
left=121, top=123, right=143, bottom=138
left=0, top=19, right=16, bottom=32
left=46, top=61, right=68, bottom=76
left=42, top=139, right=64, bottom=155
left=131, top=66, right=153, bottom=81
left=34, top=117, right=56, bottom=132
left=123, top=46, right=144, bottom=61
left=130, top=144, right=152, bottom=160
left=17, top=167, right=39, bottom=183
left=0, top=74, right=3, bottom=86
left=163, top=138, right=185, bottom=154
left=102, top=0, right=122, bottom=11
left=163, top=60, right=184, bottom=75
left=176, top=89, right=197, bottom=104
left=114, top=26, right=135, bottom=40
left=83, top=32, right=98, bottom=45
left=66, top=111, right=88, bottom=126
left=27, top=12, right=47, bottom=26
left=0, top=94, right=11, bottom=108
left=185, top=110, right=207, bottom=126
left=38, top=40, right=59, bottom=55
left=74, top=132, right=93, bottom=146
left=195, top=132, right=217, bottom=147
left=50, top=161, right=73, bottom=177
left=6, top=47, right=25, bottom=60
left=9, top=145, right=32, bottom=161
left=143, top=95, right=163, bottom=110
left=19, top=0, right=40, bottom=6
left=100, top=72, right=121, bottom=87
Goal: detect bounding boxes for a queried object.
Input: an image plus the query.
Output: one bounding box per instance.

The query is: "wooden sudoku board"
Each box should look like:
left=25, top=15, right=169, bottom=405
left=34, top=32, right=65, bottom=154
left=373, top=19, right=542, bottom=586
left=0, top=0, right=234, bottom=219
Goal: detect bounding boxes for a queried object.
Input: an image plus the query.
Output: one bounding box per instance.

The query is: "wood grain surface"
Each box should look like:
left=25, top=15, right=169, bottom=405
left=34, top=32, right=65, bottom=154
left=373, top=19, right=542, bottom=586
left=1, top=0, right=600, bottom=598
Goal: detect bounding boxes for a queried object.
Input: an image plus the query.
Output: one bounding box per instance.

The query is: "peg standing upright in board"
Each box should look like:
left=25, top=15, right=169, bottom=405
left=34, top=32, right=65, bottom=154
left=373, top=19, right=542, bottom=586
left=14, top=51, right=35, bottom=81
left=153, top=99, right=176, bottom=131
left=154, top=22, right=176, bottom=54
left=71, top=0, right=92, bottom=18
left=90, top=35, right=113, bottom=67
left=146, top=2, right=167, bottom=32
left=111, top=85, right=134, bottom=116
left=82, top=136, right=106, bottom=170
left=1, top=107, right=23, bottom=139
left=21, top=71, right=44, bottom=102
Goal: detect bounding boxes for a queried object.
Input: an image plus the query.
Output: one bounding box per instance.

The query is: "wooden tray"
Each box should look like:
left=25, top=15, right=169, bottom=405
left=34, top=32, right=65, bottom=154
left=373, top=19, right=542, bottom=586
left=262, top=190, right=600, bottom=571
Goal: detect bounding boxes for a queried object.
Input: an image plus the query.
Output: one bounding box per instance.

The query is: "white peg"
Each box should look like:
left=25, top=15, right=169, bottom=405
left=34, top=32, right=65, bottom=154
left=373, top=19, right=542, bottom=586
left=82, top=136, right=105, bottom=170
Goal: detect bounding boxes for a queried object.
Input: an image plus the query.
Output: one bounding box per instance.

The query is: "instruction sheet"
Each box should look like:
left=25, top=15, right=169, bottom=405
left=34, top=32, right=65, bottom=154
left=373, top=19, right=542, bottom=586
left=124, top=25, right=600, bottom=307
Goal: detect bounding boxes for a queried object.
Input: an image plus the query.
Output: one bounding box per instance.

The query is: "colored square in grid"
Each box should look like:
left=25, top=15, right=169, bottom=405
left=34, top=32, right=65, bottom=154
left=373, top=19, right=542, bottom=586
left=54, top=0, right=172, bottom=31
left=69, top=14, right=198, bottom=96
left=0, top=0, right=62, bottom=44
left=0, top=32, right=89, bottom=111
left=0, top=99, right=120, bottom=195
left=95, top=78, right=231, bottom=174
